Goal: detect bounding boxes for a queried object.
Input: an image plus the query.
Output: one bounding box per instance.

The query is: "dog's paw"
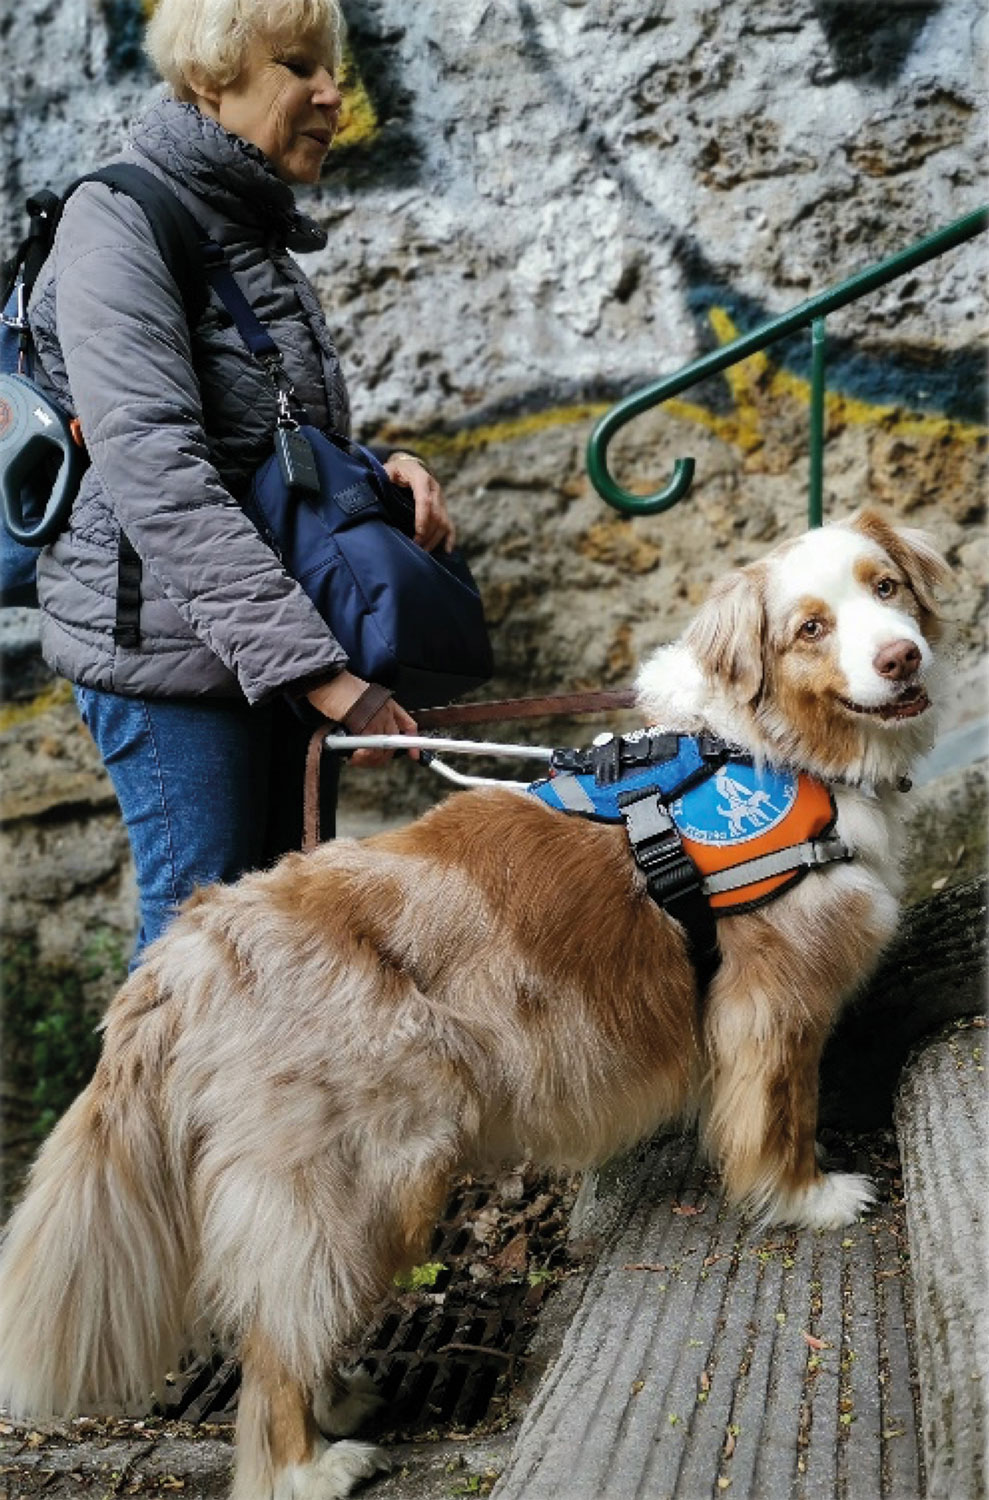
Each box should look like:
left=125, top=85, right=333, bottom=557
left=276, top=1439, right=390, bottom=1500
left=314, top=1366, right=384, bottom=1437
left=765, top=1171, right=877, bottom=1230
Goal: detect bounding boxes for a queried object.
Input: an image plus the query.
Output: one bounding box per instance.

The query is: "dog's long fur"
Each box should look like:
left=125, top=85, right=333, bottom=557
left=0, top=508, right=950, bottom=1499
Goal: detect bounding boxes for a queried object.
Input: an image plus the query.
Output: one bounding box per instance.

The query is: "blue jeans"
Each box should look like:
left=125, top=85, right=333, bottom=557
left=73, top=687, right=339, bottom=964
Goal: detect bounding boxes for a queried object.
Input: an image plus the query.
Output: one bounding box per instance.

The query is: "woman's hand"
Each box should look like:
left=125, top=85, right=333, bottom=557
left=384, top=453, right=456, bottom=553
left=306, top=672, right=418, bottom=766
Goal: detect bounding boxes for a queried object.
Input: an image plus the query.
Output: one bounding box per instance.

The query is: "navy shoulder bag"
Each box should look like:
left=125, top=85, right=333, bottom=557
left=202, top=240, right=493, bottom=710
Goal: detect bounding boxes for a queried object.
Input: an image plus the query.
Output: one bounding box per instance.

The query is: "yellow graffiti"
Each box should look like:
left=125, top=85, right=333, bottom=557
left=385, top=307, right=986, bottom=465
left=392, top=404, right=612, bottom=464
left=0, top=679, right=73, bottom=734
left=333, top=44, right=379, bottom=149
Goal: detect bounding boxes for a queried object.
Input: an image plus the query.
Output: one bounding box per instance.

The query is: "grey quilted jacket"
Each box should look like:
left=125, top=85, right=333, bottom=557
left=30, top=98, right=353, bottom=703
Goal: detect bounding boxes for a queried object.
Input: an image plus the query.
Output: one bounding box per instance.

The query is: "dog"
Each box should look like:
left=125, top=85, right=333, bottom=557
left=0, top=507, right=950, bottom=1499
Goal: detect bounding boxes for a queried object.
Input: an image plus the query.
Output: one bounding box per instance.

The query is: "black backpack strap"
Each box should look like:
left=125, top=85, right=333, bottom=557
left=112, top=533, right=143, bottom=648
left=68, top=165, right=210, bottom=649
left=2, top=190, right=63, bottom=307
left=72, top=163, right=209, bottom=329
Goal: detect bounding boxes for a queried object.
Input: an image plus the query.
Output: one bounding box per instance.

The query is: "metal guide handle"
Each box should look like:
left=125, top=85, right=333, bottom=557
left=321, top=733, right=553, bottom=761
left=320, top=732, right=552, bottom=791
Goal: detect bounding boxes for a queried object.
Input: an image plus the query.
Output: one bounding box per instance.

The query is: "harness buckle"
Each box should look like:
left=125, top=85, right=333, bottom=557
left=617, top=789, right=703, bottom=901
left=806, top=834, right=853, bottom=867
left=591, top=732, right=622, bottom=785
left=549, top=746, right=591, bottom=776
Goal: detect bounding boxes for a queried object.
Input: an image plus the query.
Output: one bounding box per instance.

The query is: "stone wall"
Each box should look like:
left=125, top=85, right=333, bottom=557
left=1, top=0, right=986, bottom=980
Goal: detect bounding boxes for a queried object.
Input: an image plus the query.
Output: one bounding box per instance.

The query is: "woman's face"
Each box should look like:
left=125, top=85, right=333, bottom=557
left=195, top=29, right=342, bottom=185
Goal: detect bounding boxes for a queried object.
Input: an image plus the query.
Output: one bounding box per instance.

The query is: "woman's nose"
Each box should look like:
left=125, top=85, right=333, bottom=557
left=314, top=70, right=342, bottom=112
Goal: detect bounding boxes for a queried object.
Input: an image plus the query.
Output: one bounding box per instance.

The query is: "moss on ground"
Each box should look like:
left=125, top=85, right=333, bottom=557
left=0, top=929, right=125, bottom=1209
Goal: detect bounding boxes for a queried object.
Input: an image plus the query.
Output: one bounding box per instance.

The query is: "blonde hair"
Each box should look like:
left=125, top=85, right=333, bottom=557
left=145, top=0, right=344, bottom=100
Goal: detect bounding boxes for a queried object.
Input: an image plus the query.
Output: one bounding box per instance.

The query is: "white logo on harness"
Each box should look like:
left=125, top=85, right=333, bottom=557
left=671, top=764, right=797, bottom=846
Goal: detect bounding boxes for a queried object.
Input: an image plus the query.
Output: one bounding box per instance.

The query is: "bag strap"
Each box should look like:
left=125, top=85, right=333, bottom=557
left=197, top=240, right=307, bottom=422
left=199, top=242, right=280, bottom=360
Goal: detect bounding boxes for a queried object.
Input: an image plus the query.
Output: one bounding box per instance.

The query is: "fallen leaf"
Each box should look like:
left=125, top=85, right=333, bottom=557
left=523, top=1193, right=557, bottom=1222
left=672, top=1202, right=706, bottom=1217
left=624, top=1262, right=669, bottom=1273
left=469, top=1206, right=502, bottom=1246
left=495, top=1170, right=526, bottom=1202
left=801, top=1331, right=832, bottom=1351
left=491, top=1232, right=528, bottom=1275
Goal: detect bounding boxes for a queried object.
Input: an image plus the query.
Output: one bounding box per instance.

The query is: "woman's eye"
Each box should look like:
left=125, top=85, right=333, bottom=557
left=876, top=577, right=899, bottom=600
left=800, top=619, right=824, bottom=641
left=281, top=57, right=312, bottom=77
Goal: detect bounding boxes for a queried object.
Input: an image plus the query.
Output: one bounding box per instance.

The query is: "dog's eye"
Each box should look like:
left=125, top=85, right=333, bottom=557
left=799, top=618, right=825, bottom=641
left=875, top=577, right=899, bottom=600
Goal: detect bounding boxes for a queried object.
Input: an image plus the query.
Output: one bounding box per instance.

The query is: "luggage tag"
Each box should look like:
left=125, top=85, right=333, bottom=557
left=275, top=424, right=321, bottom=500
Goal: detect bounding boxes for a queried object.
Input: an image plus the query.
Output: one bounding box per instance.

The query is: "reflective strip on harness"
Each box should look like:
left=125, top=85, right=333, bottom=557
left=700, top=832, right=851, bottom=900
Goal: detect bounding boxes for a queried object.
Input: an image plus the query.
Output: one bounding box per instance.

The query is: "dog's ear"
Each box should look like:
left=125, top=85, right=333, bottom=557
left=849, top=506, right=953, bottom=616
left=684, top=566, right=767, bottom=704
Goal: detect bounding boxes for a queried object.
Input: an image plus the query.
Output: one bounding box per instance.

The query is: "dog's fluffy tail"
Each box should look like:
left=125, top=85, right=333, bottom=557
left=0, top=975, right=190, bottom=1417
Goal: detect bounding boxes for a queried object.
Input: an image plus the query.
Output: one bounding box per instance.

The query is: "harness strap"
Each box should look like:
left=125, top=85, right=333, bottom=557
left=618, top=787, right=720, bottom=994
left=701, top=833, right=851, bottom=897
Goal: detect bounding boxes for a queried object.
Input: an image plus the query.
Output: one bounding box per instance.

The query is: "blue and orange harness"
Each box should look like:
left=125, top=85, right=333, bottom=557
left=528, top=729, right=852, bottom=991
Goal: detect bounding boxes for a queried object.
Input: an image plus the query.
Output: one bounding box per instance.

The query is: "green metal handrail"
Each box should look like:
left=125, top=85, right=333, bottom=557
left=586, top=206, right=988, bottom=526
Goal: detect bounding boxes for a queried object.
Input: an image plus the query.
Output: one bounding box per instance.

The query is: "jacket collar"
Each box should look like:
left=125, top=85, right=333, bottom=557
left=131, top=98, right=328, bottom=254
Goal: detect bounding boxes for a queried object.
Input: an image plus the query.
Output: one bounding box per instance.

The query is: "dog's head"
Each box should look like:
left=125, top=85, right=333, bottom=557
left=658, top=508, right=952, bottom=783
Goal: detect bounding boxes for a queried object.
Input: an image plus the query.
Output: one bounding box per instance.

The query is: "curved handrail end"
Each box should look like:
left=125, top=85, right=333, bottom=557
left=586, top=422, right=696, bottom=515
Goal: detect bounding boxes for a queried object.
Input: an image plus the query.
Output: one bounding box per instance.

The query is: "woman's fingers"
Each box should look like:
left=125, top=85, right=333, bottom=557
left=349, top=696, right=419, bottom=766
left=384, top=455, right=456, bottom=552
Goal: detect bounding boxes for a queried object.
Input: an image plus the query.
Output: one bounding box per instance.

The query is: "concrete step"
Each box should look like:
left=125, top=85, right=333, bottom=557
left=894, top=1021, right=987, bottom=1500
left=492, top=1131, right=923, bottom=1500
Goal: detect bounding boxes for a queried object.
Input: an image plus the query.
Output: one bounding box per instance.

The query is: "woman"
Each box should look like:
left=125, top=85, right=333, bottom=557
left=28, top=0, right=453, bottom=959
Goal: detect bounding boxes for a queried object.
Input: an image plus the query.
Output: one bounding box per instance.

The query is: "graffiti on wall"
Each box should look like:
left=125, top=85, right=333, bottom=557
left=97, top=0, right=984, bottom=488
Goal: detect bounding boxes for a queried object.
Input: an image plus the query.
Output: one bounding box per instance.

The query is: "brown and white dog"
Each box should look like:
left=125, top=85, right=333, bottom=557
left=0, top=508, right=950, bottom=1499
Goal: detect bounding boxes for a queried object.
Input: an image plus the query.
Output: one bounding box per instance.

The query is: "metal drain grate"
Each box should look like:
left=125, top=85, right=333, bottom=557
left=155, top=1170, right=576, bottom=1436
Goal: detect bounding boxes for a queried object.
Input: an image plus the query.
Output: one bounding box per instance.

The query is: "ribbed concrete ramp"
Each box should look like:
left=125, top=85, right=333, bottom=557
left=896, top=1023, right=987, bottom=1500
left=493, top=1133, right=922, bottom=1500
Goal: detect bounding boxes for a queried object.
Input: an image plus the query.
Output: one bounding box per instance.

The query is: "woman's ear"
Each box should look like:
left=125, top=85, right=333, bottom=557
left=683, top=565, right=767, bottom=705
left=184, top=69, right=222, bottom=115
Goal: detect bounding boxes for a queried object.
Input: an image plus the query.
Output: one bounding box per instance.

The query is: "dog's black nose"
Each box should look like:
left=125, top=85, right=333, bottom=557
left=874, top=639, right=922, bottom=680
